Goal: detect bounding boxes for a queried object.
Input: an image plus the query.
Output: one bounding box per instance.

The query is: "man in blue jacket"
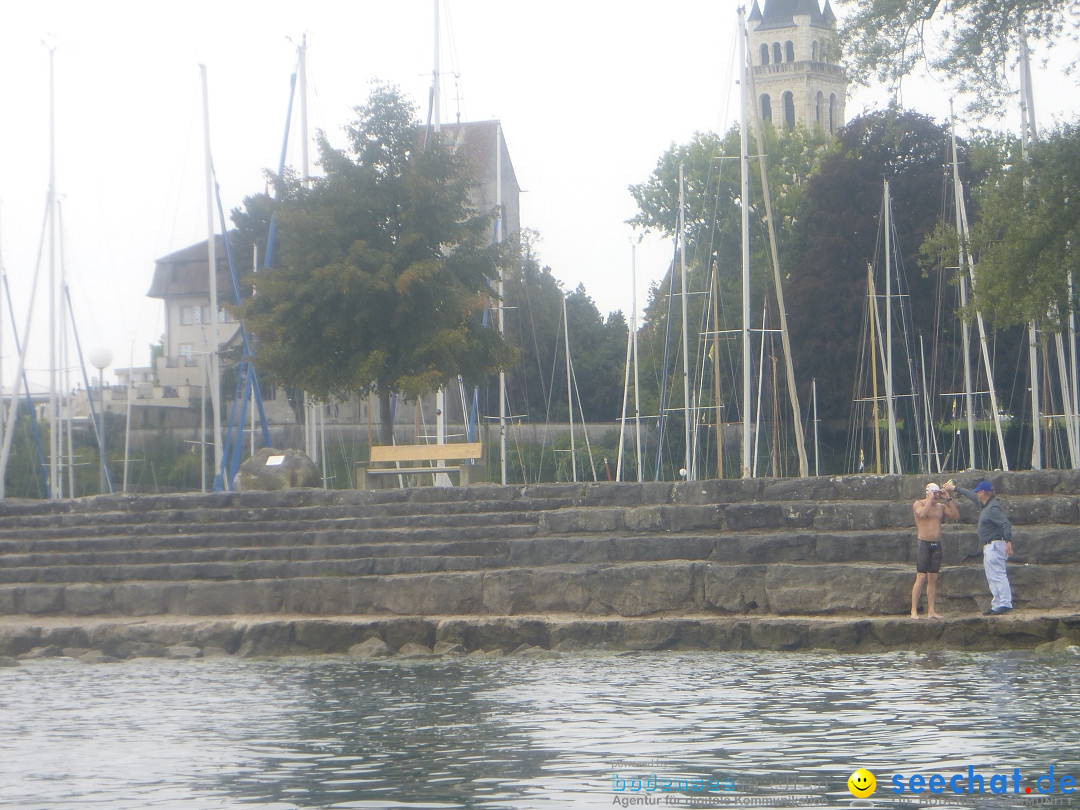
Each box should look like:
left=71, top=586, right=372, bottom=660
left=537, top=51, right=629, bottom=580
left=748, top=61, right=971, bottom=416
left=945, top=480, right=1013, bottom=615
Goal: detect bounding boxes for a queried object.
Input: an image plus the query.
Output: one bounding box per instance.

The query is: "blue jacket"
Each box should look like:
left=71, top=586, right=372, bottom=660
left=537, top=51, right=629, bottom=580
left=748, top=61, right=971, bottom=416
left=955, top=487, right=1012, bottom=545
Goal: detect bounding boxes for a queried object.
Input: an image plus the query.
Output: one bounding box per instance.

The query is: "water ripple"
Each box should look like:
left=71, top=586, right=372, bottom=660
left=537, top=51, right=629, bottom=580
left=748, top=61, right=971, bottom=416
left=0, top=651, right=1077, bottom=808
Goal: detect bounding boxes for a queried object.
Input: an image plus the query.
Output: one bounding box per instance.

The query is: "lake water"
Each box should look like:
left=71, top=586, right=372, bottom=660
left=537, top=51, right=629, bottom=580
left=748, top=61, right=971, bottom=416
left=0, top=650, right=1077, bottom=809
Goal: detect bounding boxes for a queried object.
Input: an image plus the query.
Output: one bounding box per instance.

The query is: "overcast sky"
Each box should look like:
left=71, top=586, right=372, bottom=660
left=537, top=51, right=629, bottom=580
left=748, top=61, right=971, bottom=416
left=1, top=0, right=1077, bottom=388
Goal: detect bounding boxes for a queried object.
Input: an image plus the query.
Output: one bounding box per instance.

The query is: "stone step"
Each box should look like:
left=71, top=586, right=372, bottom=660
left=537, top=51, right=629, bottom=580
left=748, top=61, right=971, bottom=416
left=0, top=523, right=539, bottom=558
left=0, top=497, right=565, bottom=538
left=3, top=611, right=1078, bottom=658
left=1, top=560, right=1075, bottom=618
left=0, top=509, right=545, bottom=550
left=1, top=524, right=1073, bottom=586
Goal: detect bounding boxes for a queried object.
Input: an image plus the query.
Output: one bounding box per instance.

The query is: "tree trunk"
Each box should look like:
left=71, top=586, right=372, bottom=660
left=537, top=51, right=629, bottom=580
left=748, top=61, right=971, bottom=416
left=378, top=389, right=394, bottom=446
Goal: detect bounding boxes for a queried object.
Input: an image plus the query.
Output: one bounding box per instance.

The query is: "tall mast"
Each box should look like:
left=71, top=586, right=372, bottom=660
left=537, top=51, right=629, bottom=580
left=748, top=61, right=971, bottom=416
left=1019, top=27, right=1041, bottom=469
left=951, top=105, right=977, bottom=467
left=633, top=245, right=643, bottom=481
left=679, top=164, right=692, bottom=480
left=741, top=7, right=809, bottom=477
left=882, top=180, right=901, bottom=474
left=201, top=65, right=224, bottom=489
left=951, top=105, right=1010, bottom=470
left=563, top=295, right=576, bottom=482
left=47, top=45, right=60, bottom=499
left=433, top=0, right=441, bottom=134
left=496, top=123, right=507, bottom=484
left=739, top=6, right=753, bottom=478
left=297, top=35, right=318, bottom=466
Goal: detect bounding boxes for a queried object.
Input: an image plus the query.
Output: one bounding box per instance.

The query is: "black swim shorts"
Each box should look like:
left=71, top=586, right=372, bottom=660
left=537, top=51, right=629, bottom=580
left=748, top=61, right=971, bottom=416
left=916, top=539, right=942, bottom=574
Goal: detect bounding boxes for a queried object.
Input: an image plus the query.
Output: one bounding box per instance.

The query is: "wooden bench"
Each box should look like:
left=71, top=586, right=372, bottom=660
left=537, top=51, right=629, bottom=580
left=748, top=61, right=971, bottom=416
left=358, top=442, right=486, bottom=489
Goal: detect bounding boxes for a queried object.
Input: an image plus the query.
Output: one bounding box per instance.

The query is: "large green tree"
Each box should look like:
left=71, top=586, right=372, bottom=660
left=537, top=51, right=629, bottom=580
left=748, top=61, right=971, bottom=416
left=236, top=84, right=513, bottom=444
left=966, top=123, right=1080, bottom=328
left=838, top=0, right=1080, bottom=118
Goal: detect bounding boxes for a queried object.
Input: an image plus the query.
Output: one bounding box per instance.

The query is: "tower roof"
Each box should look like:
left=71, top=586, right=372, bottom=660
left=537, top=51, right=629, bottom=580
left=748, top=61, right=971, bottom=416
left=748, top=1, right=763, bottom=23
left=755, top=0, right=829, bottom=30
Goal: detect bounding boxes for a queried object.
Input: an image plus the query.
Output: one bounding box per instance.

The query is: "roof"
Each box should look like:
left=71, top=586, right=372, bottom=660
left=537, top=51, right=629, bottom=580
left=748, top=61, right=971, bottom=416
left=754, top=0, right=832, bottom=30
left=147, top=233, right=237, bottom=299
left=426, top=120, right=520, bottom=195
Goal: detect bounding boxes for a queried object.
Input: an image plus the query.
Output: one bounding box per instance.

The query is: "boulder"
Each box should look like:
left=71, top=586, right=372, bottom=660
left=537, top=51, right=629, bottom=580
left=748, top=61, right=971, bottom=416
left=232, top=448, right=320, bottom=491
left=397, top=642, right=435, bottom=658
left=348, top=637, right=391, bottom=659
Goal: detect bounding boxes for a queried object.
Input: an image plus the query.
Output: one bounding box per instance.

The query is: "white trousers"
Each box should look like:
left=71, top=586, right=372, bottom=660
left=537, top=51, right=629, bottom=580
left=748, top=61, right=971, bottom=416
left=983, top=540, right=1013, bottom=610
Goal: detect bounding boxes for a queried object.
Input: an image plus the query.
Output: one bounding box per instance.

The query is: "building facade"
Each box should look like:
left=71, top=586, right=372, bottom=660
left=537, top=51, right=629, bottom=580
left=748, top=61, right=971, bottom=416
left=747, top=0, right=847, bottom=135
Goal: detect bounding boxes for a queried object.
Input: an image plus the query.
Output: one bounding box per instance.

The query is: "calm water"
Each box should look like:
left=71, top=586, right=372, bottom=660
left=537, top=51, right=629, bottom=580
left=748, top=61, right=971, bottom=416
left=0, top=650, right=1078, bottom=809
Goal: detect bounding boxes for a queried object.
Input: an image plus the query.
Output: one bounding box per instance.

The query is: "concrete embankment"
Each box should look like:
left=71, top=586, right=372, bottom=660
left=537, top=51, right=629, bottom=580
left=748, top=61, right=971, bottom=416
left=1, top=471, right=1078, bottom=662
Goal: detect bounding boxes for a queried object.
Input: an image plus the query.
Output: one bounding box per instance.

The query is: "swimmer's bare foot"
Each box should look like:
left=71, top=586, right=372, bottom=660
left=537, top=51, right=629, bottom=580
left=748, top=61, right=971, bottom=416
left=928, top=612, right=943, bottom=619
left=910, top=611, right=919, bottom=619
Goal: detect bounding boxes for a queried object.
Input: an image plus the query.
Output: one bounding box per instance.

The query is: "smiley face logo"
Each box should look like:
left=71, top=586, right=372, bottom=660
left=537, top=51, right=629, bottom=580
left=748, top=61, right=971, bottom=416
left=848, top=768, right=876, bottom=798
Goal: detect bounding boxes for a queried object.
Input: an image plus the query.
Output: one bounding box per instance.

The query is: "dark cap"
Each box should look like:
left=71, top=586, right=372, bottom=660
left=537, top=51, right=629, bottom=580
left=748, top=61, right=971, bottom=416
left=973, top=481, right=994, bottom=493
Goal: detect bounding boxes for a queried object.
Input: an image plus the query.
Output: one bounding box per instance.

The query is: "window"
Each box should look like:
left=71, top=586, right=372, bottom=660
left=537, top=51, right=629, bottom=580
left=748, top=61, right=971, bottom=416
left=783, top=92, right=795, bottom=131
left=785, top=41, right=795, bottom=62
left=180, top=306, right=194, bottom=326
left=812, top=41, right=818, bottom=62
left=772, top=42, right=782, bottom=64
left=760, top=94, right=772, bottom=123
left=179, top=343, right=193, bottom=361
left=816, top=91, right=825, bottom=125
left=760, top=44, right=770, bottom=65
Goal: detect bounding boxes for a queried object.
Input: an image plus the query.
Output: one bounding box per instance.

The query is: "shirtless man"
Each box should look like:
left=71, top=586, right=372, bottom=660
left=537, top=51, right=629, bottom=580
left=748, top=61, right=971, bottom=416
left=911, top=483, right=959, bottom=619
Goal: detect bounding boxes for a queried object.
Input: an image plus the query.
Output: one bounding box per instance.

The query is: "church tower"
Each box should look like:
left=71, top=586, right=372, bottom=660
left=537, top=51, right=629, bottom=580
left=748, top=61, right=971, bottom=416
left=746, top=0, right=847, bottom=135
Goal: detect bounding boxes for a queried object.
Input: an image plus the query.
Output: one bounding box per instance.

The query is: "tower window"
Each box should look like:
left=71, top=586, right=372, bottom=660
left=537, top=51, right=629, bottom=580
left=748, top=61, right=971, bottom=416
left=760, top=94, right=772, bottom=124
left=760, top=44, right=770, bottom=65
left=785, top=41, right=795, bottom=62
left=773, top=42, right=782, bottom=64
left=783, top=92, right=795, bottom=131
left=812, top=41, right=818, bottom=62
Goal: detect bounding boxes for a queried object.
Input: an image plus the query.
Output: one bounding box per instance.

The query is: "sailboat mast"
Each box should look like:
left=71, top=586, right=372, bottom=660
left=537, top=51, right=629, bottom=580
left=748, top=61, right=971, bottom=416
left=563, top=295, right=576, bottom=482
left=496, top=124, right=507, bottom=485
left=1019, top=28, right=1042, bottom=469
left=201, top=65, right=224, bottom=490
left=951, top=108, right=1010, bottom=470
left=679, top=164, right=692, bottom=480
left=883, top=180, right=901, bottom=474
left=868, top=264, right=881, bottom=473
left=711, top=253, right=723, bottom=478
left=633, top=247, right=643, bottom=482
left=48, top=46, right=60, bottom=500
left=739, top=6, right=753, bottom=478
left=950, top=111, right=977, bottom=469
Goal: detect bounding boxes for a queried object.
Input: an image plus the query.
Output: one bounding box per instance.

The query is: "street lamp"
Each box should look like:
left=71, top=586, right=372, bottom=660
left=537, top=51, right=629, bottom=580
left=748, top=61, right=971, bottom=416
left=89, top=347, right=113, bottom=494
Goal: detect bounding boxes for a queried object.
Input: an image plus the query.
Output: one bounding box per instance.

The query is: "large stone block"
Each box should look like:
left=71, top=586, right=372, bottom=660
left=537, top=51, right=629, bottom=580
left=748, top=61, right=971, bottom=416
left=704, top=564, right=768, bottom=613
left=538, top=508, right=622, bottom=534
left=481, top=568, right=590, bottom=615
left=585, top=562, right=706, bottom=617
left=764, top=563, right=910, bottom=615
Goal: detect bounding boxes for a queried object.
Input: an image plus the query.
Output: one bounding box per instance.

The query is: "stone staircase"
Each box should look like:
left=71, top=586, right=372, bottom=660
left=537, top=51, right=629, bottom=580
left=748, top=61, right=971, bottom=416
left=1, top=471, right=1078, bottom=657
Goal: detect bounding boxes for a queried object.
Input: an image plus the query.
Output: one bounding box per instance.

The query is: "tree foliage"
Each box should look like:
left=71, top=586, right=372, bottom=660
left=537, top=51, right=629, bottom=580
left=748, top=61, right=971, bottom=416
left=495, top=231, right=629, bottom=425
left=837, top=0, right=1080, bottom=119
left=234, top=83, right=513, bottom=443
left=966, top=123, right=1080, bottom=328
